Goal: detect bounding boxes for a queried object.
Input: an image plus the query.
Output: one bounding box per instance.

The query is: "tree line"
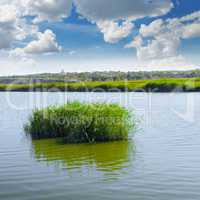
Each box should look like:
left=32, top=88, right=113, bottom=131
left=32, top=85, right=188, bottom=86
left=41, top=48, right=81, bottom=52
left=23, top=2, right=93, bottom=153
left=1, top=69, right=200, bottom=84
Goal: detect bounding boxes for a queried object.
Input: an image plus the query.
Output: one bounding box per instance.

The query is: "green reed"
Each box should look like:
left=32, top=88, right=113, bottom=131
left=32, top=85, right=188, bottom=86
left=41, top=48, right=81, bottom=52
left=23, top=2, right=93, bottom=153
left=2, top=77, right=200, bottom=92
left=25, top=102, right=135, bottom=143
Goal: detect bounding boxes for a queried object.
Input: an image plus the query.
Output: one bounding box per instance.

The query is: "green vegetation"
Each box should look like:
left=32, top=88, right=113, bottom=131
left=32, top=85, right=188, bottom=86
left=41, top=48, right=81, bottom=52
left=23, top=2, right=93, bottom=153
left=25, top=102, right=134, bottom=143
left=2, top=77, right=200, bottom=92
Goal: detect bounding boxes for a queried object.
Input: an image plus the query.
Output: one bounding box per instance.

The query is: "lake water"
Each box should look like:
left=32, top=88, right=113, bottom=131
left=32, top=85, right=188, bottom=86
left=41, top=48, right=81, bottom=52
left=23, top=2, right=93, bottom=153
left=1, top=92, right=200, bottom=200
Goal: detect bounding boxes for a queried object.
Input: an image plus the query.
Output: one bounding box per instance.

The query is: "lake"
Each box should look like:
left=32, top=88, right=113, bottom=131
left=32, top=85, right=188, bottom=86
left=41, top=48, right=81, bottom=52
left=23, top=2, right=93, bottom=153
left=1, top=92, right=200, bottom=200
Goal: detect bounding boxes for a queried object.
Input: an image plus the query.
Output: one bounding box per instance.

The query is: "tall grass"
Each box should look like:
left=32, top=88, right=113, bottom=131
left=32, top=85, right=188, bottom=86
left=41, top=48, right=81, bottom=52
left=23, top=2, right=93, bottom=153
left=25, top=102, right=134, bottom=143
left=2, top=77, right=200, bottom=92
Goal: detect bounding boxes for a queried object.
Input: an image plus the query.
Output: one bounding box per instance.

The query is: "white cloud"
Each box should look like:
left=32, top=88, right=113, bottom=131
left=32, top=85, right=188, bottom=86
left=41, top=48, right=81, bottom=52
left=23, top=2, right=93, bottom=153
left=180, top=10, right=200, bottom=22
left=0, top=4, right=17, bottom=22
left=74, top=0, right=173, bottom=22
left=138, top=35, right=180, bottom=60
left=74, top=0, right=173, bottom=44
left=0, top=0, right=173, bottom=52
left=125, top=35, right=143, bottom=49
left=126, top=10, right=200, bottom=63
left=182, top=23, right=200, bottom=39
left=19, top=0, right=73, bottom=23
left=12, top=29, right=61, bottom=55
left=139, top=19, right=164, bottom=37
left=1, top=0, right=73, bottom=23
left=0, top=4, right=18, bottom=49
left=97, top=20, right=134, bottom=43
left=0, top=0, right=69, bottom=53
left=0, top=4, right=37, bottom=49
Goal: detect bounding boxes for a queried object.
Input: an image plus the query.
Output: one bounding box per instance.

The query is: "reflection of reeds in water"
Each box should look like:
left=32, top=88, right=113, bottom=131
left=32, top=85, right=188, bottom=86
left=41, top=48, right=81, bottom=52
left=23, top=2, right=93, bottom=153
left=31, top=139, right=135, bottom=178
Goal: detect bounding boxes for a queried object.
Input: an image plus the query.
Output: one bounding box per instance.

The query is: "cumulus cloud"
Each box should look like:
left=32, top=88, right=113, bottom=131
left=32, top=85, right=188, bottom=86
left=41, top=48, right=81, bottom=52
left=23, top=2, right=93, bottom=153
left=21, top=0, right=73, bottom=23
left=74, top=0, right=173, bottom=21
left=1, top=0, right=73, bottom=23
left=0, top=4, right=18, bottom=49
left=13, top=29, right=61, bottom=55
left=0, top=0, right=173, bottom=53
left=0, top=4, right=37, bottom=49
left=126, top=10, right=200, bottom=62
left=182, top=23, right=200, bottom=39
left=97, top=20, right=134, bottom=43
left=139, top=19, right=164, bottom=37
left=180, top=10, right=200, bottom=22
left=74, top=0, right=173, bottom=43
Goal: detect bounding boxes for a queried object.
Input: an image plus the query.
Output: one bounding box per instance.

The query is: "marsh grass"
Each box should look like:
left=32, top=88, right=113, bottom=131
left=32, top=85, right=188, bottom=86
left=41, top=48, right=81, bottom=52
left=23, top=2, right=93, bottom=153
left=2, top=77, right=200, bottom=92
left=25, top=102, right=134, bottom=143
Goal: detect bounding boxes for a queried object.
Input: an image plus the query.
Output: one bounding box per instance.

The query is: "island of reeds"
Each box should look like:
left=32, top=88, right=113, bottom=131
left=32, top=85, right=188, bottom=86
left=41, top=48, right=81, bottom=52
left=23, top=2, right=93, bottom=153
left=25, top=102, right=134, bottom=143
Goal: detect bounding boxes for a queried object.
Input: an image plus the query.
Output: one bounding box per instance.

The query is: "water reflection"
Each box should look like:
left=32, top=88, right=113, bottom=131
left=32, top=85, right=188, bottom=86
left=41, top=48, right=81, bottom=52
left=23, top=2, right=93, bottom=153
left=31, top=139, right=134, bottom=179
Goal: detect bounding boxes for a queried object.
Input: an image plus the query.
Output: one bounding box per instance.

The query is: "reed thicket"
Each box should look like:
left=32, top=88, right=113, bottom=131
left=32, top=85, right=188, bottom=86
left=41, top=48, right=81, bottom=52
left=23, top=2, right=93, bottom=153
left=2, top=77, right=200, bottom=92
left=25, top=102, right=134, bottom=143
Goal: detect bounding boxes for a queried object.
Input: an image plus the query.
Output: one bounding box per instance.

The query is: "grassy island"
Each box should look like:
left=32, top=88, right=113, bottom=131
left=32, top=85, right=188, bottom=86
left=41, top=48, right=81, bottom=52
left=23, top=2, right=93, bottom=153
left=25, top=102, right=134, bottom=143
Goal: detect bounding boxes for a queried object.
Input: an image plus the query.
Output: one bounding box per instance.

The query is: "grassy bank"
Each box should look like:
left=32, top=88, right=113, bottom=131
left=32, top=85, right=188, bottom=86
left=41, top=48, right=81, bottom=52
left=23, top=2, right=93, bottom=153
left=25, top=102, right=134, bottom=143
left=1, top=77, right=200, bottom=92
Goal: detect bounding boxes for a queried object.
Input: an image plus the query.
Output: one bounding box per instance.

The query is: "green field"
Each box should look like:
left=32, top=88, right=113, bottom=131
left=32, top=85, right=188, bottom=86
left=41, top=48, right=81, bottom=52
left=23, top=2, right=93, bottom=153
left=1, top=77, right=200, bottom=92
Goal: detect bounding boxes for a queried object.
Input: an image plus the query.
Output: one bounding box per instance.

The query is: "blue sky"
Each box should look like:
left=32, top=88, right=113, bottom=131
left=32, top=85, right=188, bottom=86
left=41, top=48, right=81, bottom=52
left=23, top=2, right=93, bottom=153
left=0, top=0, right=200, bottom=75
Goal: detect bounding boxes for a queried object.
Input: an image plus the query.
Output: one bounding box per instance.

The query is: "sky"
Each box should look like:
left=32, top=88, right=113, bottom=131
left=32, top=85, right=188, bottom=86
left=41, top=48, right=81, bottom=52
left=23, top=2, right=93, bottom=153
left=0, top=0, right=200, bottom=75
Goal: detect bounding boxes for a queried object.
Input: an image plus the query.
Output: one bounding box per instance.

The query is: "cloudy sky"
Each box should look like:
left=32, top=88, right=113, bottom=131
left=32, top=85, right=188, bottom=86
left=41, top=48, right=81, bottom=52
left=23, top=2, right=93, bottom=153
left=0, top=0, right=200, bottom=75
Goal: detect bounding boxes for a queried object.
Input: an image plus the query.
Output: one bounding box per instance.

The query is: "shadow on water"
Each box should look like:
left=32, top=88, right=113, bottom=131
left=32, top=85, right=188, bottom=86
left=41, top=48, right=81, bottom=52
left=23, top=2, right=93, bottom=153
left=31, top=139, right=135, bottom=180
